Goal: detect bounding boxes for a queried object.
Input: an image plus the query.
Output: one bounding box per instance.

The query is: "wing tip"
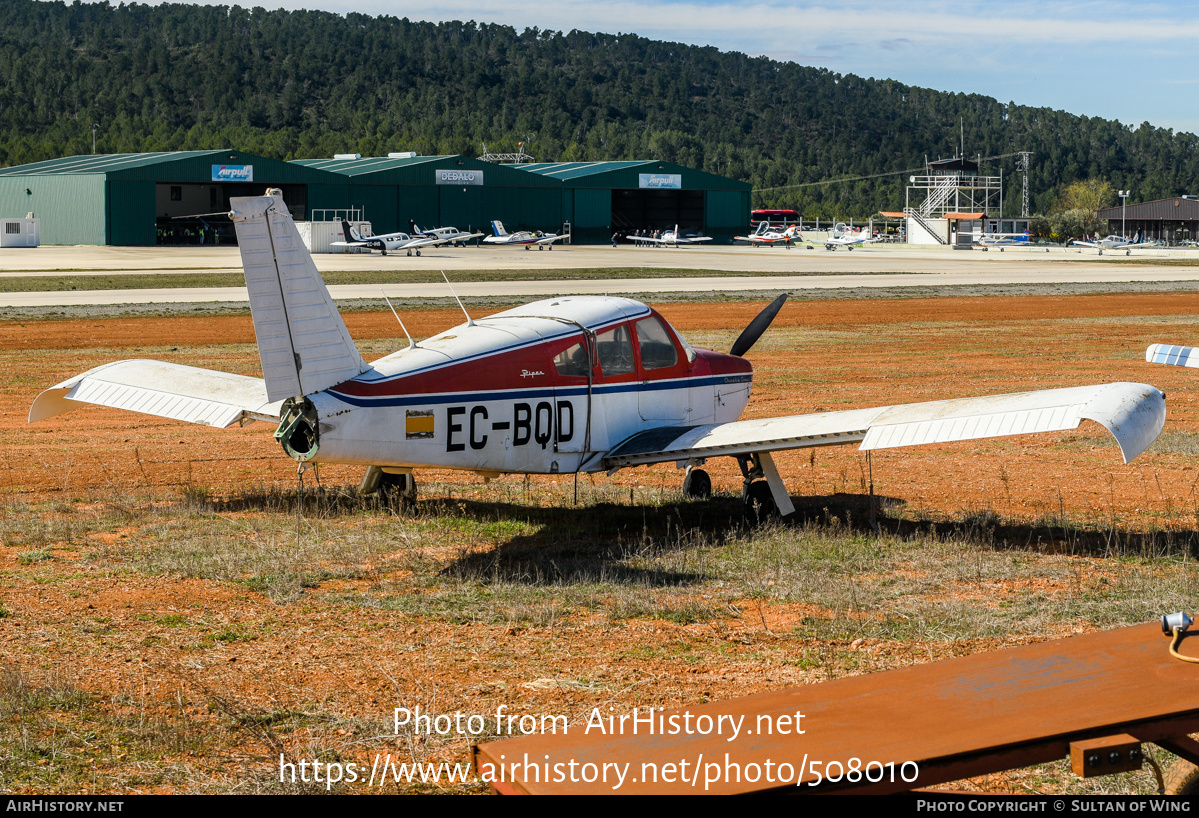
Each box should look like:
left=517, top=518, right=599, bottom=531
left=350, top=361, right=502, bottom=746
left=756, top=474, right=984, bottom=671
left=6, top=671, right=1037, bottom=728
left=1080, top=382, right=1166, bottom=464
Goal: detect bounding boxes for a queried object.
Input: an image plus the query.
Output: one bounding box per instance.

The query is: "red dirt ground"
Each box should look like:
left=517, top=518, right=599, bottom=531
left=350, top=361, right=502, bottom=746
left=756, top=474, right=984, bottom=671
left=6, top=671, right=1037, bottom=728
left=3, top=292, right=1199, bottom=794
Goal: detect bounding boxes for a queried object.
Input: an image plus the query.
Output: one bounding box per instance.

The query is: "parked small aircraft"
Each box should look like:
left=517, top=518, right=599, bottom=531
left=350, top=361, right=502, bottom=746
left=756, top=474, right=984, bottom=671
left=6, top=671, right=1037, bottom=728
left=483, top=220, right=567, bottom=249
left=823, top=223, right=873, bottom=250
left=976, top=232, right=1031, bottom=248
left=1072, top=235, right=1145, bottom=255
left=734, top=223, right=802, bottom=247
left=333, top=220, right=438, bottom=256
left=627, top=225, right=713, bottom=247
left=29, top=190, right=1167, bottom=518
left=409, top=222, right=484, bottom=246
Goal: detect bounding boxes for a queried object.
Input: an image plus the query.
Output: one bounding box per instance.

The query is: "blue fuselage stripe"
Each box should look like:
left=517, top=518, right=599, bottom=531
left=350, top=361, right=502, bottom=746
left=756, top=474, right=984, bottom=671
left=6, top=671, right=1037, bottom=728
left=328, top=374, right=752, bottom=408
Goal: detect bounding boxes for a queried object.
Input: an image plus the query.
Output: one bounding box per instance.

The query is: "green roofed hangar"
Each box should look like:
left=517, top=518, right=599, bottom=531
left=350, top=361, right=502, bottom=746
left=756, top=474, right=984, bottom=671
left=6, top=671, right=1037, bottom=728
left=292, top=154, right=562, bottom=240
left=0, top=151, right=751, bottom=246
left=0, top=150, right=346, bottom=246
left=515, top=161, right=750, bottom=244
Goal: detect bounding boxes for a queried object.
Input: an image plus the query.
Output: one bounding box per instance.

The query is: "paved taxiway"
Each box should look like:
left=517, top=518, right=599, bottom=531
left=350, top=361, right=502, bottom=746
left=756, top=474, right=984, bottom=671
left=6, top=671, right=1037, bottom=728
left=0, top=243, right=1196, bottom=306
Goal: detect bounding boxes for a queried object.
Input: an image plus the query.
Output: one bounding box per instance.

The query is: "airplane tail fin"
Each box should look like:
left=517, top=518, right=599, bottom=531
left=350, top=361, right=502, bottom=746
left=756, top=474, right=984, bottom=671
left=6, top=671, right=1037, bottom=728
left=491, top=220, right=507, bottom=237
left=232, top=190, right=367, bottom=402
left=341, top=219, right=364, bottom=242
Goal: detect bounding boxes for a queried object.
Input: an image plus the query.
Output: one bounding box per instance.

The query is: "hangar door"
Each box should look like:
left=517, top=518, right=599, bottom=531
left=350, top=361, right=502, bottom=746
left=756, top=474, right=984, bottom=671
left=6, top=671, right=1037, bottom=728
left=612, top=189, right=704, bottom=232
left=440, top=186, right=483, bottom=233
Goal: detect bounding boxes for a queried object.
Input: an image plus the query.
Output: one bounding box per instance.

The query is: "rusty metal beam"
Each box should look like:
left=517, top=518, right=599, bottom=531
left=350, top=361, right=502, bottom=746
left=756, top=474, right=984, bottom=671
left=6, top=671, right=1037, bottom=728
left=475, top=623, right=1199, bottom=794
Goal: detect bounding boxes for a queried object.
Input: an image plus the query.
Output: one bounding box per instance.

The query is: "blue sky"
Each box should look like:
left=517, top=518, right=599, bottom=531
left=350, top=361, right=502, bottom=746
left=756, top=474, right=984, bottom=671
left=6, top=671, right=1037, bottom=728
left=165, top=0, right=1199, bottom=135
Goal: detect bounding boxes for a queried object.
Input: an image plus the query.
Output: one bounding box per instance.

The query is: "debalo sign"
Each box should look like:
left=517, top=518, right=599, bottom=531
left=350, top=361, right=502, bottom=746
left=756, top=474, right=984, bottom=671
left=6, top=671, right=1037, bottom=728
left=436, top=169, right=484, bottom=186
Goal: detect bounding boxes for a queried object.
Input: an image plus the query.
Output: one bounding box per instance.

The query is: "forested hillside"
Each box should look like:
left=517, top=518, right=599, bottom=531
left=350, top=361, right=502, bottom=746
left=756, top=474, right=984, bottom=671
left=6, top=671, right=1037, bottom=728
left=2, top=0, right=1196, bottom=217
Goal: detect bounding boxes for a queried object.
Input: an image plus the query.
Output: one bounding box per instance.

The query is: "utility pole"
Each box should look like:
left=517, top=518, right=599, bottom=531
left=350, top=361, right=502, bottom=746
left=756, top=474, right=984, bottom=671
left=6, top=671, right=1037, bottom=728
left=90, top=123, right=99, bottom=155
left=1119, top=189, right=1131, bottom=238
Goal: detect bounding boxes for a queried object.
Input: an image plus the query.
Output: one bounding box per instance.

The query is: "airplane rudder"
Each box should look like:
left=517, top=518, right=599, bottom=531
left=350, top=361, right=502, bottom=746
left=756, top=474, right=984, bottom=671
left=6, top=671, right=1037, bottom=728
left=230, top=189, right=366, bottom=402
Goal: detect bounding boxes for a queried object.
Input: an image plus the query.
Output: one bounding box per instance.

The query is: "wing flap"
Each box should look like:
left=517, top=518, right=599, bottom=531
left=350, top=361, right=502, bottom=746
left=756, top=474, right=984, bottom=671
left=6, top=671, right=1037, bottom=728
left=601, top=382, right=1165, bottom=469
left=29, top=360, right=282, bottom=428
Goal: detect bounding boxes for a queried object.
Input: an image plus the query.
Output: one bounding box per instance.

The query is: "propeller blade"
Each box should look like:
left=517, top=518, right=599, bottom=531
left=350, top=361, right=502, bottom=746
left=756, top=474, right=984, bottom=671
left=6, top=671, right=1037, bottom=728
left=730, top=293, right=789, bottom=357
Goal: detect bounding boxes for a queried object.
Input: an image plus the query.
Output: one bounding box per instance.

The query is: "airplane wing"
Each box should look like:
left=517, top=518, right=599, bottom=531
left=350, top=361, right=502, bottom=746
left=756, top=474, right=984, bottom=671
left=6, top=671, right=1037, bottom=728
left=536, top=235, right=568, bottom=245
left=677, top=237, right=713, bottom=244
left=627, top=235, right=667, bottom=244
left=602, top=382, right=1165, bottom=471
left=29, top=359, right=283, bottom=428
left=406, top=236, right=443, bottom=248
left=1071, top=240, right=1100, bottom=248
left=1147, top=344, right=1199, bottom=369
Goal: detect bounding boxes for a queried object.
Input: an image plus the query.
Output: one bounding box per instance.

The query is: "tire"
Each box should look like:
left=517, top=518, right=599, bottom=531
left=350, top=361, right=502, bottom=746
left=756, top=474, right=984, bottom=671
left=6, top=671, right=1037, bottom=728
left=743, top=480, right=777, bottom=525
left=683, top=469, right=712, bottom=500
left=416, top=250, right=421, bottom=257
left=1165, top=759, right=1199, bottom=795
left=378, top=472, right=417, bottom=503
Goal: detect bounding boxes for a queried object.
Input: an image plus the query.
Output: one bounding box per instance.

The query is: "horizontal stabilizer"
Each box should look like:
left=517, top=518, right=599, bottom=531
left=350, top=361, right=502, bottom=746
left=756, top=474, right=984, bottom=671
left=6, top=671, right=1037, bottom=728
left=29, top=360, right=282, bottom=427
left=602, top=382, right=1165, bottom=469
left=1147, top=343, right=1199, bottom=369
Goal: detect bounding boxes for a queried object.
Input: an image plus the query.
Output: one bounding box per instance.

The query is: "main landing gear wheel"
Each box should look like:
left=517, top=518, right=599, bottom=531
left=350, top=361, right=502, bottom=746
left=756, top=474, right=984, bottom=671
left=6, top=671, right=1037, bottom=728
left=379, top=472, right=417, bottom=503
left=682, top=468, right=711, bottom=500
left=742, top=480, right=777, bottom=525
left=416, top=249, right=421, bottom=256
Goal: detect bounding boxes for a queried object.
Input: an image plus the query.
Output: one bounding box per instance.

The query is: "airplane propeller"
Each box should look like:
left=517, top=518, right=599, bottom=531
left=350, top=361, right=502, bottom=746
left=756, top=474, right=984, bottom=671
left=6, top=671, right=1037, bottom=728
left=730, top=293, right=789, bottom=357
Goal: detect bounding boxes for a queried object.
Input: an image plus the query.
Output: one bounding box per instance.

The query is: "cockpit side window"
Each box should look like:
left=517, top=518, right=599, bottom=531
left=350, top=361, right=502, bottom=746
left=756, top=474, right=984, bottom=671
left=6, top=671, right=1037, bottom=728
left=596, top=324, right=635, bottom=377
left=553, top=340, right=590, bottom=378
left=634, top=316, right=679, bottom=370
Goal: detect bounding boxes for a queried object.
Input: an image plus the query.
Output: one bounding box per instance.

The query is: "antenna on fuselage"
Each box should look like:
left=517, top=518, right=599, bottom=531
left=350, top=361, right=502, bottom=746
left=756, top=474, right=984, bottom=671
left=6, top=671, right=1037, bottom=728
left=380, top=289, right=417, bottom=349
left=442, top=271, right=475, bottom=327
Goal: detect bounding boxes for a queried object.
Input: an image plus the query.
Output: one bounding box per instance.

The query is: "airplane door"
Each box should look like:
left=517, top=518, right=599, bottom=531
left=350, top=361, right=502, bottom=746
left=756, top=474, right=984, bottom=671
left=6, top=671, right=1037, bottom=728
left=635, top=316, right=689, bottom=422
left=549, top=335, right=590, bottom=454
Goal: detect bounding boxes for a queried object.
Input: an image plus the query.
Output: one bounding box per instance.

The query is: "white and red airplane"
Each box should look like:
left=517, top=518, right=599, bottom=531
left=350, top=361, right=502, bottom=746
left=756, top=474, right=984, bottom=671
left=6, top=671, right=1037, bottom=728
left=29, top=190, right=1168, bottom=517
left=483, top=220, right=567, bottom=250
left=734, top=222, right=802, bottom=247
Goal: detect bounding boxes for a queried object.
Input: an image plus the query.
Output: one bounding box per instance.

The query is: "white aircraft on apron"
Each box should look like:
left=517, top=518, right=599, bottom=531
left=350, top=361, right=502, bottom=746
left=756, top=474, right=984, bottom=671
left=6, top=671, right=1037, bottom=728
left=30, top=190, right=1167, bottom=517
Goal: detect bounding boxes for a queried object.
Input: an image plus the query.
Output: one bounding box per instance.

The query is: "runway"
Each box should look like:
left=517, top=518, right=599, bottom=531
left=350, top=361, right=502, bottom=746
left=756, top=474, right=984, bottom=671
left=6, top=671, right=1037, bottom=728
left=1, top=242, right=1197, bottom=306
